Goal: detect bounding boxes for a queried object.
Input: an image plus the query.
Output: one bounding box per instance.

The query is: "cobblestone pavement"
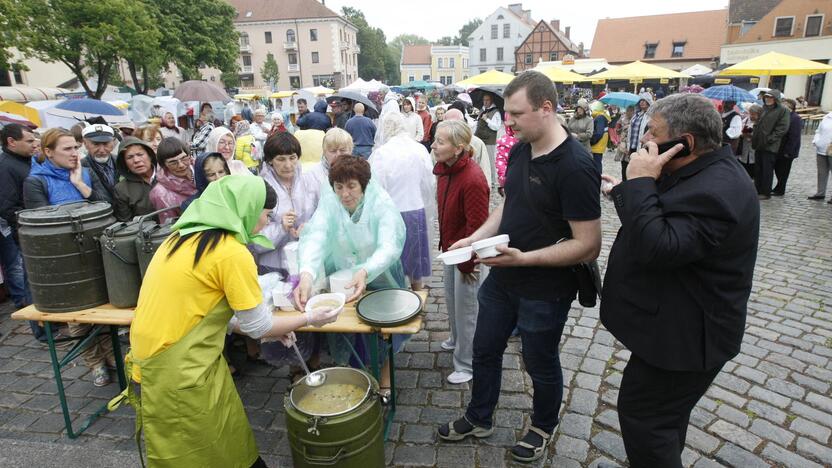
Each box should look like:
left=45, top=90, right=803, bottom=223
left=0, top=140, right=831, bottom=467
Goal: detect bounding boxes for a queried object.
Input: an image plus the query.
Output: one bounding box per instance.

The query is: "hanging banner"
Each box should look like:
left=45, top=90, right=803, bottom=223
left=714, top=78, right=732, bottom=84
left=592, top=79, right=606, bottom=85
left=750, top=77, right=760, bottom=84
left=629, top=79, right=642, bottom=84
left=659, top=79, right=669, bottom=84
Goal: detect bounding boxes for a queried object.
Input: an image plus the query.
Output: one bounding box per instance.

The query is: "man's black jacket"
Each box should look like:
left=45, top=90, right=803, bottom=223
left=0, top=149, right=32, bottom=236
left=601, top=145, right=760, bottom=372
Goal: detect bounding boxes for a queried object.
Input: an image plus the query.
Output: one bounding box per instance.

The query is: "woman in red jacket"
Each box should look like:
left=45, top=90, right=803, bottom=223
left=432, top=120, right=490, bottom=384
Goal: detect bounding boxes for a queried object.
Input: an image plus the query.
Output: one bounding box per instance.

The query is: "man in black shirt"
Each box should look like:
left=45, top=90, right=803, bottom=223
left=437, top=71, right=601, bottom=463
left=601, top=93, right=759, bottom=467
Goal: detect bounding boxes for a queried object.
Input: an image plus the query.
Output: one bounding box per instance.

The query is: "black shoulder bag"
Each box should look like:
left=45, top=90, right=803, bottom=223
left=520, top=153, right=602, bottom=307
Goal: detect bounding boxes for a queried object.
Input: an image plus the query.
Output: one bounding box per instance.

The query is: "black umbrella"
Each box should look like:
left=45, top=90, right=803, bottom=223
left=469, top=87, right=504, bottom=113
left=326, top=91, right=379, bottom=119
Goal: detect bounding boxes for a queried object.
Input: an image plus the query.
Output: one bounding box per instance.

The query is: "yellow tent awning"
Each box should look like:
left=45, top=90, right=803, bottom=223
left=270, top=91, right=298, bottom=99
left=590, top=61, right=690, bottom=81
left=234, top=93, right=261, bottom=101
left=0, top=101, right=42, bottom=127
left=456, top=69, right=516, bottom=87
left=532, top=66, right=588, bottom=83
left=719, top=51, right=832, bottom=76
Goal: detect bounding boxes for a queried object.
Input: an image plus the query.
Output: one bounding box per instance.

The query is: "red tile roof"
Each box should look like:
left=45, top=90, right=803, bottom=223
left=402, top=45, right=432, bottom=65
left=226, top=0, right=339, bottom=23
left=590, top=10, right=728, bottom=63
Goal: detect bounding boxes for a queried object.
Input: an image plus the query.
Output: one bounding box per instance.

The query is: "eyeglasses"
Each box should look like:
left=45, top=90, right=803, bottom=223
left=217, top=139, right=234, bottom=149
left=165, top=153, right=191, bottom=167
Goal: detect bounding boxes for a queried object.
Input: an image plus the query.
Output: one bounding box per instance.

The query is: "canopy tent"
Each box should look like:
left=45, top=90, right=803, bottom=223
left=302, top=86, right=335, bottom=96
left=0, top=101, right=42, bottom=127
left=23, top=100, right=62, bottom=129
left=340, top=78, right=387, bottom=94
left=0, top=86, right=70, bottom=103
left=233, top=93, right=263, bottom=101
left=535, top=58, right=614, bottom=76
left=270, top=91, right=299, bottom=99
left=532, top=66, right=588, bottom=83
left=456, top=70, right=515, bottom=88
left=590, top=61, right=690, bottom=81
left=719, top=51, right=832, bottom=76
left=680, top=64, right=713, bottom=76
left=399, top=80, right=442, bottom=90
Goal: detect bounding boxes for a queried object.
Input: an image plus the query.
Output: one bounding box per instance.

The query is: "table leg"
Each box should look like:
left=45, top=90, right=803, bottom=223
left=383, top=333, right=397, bottom=441
left=368, top=333, right=380, bottom=382
left=44, top=322, right=75, bottom=438
left=110, top=325, right=127, bottom=390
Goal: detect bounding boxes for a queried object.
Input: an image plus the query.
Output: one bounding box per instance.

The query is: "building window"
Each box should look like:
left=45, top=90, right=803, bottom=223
left=312, top=52, right=319, bottom=63
left=524, top=53, right=532, bottom=64
left=409, top=76, right=415, bottom=82
left=288, top=53, right=297, bottom=65
left=264, top=31, right=272, bottom=44
left=497, top=48, right=504, bottom=61
left=287, top=29, right=296, bottom=44
left=503, top=24, right=510, bottom=38
left=310, top=29, right=318, bottom=41
left=313, top=75, right=332, bottom=87
left=491, top=24, right=498, bottom=39
left=805, top=15, right=823, bottom=37
left=239, top=33, right=249, bottom=48
left=479, top=68, right=486, bottom=73
left=740, top=21, right=757, bottom=35
left=774, top=17, right=794, bottom=37
left=644, top=43, right=657, bottom=59
left=422, top=74, right=431, bottom=81
left=290, top=76, right=301, bottom=89
left=480, top=48, right=486, bottom=62
left=13, top=67, right=23, bottom=84
left=449, top=57, right=455, bottom=68
left=671, top=42, right=685, bottom=58
left=437, top=57, right=443, bottom=68
left=463, top=59, right=467, bottom=68
left=549, top=52, right=558, bottom=61
left=242, top=55, right=252, bottom=67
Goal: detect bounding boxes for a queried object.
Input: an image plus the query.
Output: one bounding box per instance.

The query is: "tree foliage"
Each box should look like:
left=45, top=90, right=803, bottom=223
left=0, top=0, right=24, bottom=71
left=341, top=7, right=388, bottom=81
left=456, top=18, right=483, bottom=47
left=261, top=53, right=279, bottom=90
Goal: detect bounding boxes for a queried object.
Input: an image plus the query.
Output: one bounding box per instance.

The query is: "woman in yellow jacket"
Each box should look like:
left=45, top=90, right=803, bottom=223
left=234, top=121, right=261, bottom=174
left=114, top=176, right=339, bottom=467
left=589, top=101, right=611, bottom=176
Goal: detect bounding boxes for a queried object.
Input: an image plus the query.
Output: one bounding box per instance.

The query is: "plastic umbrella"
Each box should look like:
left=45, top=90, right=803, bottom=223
left=469, top=87, right=504, bottom=113
left=326, top=91, right=379, bottom=118
left=173, top=80, right=232, bottom=102
left=701, top=85, right=758, bottom=103
left=0, top=111, right=37, bottom=128
left=599, top=92, right=641, bottom=108
left=720, top=51, right=832, bottom=76
left=46, top=98, right=132, bottom=125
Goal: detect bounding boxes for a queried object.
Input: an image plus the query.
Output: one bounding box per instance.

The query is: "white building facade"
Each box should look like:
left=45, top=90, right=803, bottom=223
left=467, top=4, right=536, bottom=75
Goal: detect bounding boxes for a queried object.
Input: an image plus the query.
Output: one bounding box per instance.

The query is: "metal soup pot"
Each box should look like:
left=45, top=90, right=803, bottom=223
left=285, top=367, right=384, bottom=467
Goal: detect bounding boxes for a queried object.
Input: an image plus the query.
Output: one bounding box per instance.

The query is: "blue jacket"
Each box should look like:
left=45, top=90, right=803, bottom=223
left=24, top=158, right=93, bottom=207
left=779, top=111, right=803, bottom=158
left=296, top=100, right=332, bottom=131
left=344, top=115, right=377, bottom=147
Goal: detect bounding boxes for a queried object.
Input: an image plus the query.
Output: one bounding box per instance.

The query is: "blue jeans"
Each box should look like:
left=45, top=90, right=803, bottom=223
left=465, top=275, right=571, bottom=433
left=592, top=153, right=603, bottom=175
left=0, top=233, right=42, bottom=340
left=354, top=145, right=373, bottom=159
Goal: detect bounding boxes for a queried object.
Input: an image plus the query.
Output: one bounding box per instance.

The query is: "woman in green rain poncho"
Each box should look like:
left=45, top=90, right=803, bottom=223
left=293, top=155, right=406, bottom=394
left=112, top=176, right=339, bottom=468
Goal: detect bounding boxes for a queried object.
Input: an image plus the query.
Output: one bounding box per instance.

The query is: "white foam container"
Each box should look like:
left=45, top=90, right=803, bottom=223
left=471, top=234, right=510, bottom=258
left=271, top=281, right=296, bottom=311
left=328, top=269, right=355, bottom=296
left=283, top=241, right=299, bottom=276
left=437, top=246, right=474, bottom=265
left=305, top=292, right=346, bottom=316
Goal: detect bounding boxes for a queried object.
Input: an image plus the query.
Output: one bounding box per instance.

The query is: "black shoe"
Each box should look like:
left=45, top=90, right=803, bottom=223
left=758, top=195, right=771, bottom=200
left=771, top=192, right=784, bottom=196
left=807, top=194, right=824, bottom=200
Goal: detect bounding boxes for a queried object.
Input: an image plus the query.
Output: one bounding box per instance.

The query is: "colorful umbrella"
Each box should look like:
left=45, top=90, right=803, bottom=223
left=720, top=51, right=832, bottom=76
left=46, top=98, right=132, bottom=125
left=701, top=85, right=758, bottom=103
left=599, top=92, right=642, bottom=108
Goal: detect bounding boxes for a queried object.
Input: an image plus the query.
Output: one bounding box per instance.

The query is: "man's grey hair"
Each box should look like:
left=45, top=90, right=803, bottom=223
left=647, top=93, right=722, bottom=153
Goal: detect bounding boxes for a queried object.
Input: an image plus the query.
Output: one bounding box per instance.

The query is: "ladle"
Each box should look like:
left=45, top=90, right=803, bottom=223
left=291, top=342, right=325, bottom=386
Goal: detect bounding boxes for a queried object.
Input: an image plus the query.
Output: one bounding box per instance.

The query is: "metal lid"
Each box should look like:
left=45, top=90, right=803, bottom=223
left=103, top=219, right=156, bottom=238
left=289, top=367, right=373, bottom=417
left=18, top=202, right=113, bottom=226
left=356, top=288, right=422, bottom=327
left=138, top=220, right=175, bottom=240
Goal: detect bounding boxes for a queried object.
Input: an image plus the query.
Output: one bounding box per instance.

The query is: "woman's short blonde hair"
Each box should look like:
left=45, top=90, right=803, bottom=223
left=436, top=120, right=472, bottom=155
left=322, top=127, right=354, bottom=152
left=135, top=124, right=161, bottom=142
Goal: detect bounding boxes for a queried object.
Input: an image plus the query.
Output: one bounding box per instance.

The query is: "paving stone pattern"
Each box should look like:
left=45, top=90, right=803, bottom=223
left=0, top=142, right=831, bottom=467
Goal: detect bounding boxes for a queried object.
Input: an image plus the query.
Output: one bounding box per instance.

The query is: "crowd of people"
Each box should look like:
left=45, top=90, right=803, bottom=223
left=0, top=69, right=829, bottom=467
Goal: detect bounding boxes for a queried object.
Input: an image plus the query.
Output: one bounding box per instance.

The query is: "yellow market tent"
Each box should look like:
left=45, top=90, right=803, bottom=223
left=719, top=51, right=832, bottom=76
left=590, top=61, right=690, bottom=81
left=0, top=101, right=42, bottom=127
left=233, top=93, right=261, bottom=101
left=270, top=91, right=298, bottom=99
left=532, top=66, right=589, bottom=83
left=456, top=70, right=516, bottom=87
left=303, top=86, right=335, bottom=96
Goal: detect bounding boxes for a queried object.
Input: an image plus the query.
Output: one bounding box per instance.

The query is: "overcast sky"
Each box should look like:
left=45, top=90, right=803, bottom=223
left=324, top=0, right=730, bottom=49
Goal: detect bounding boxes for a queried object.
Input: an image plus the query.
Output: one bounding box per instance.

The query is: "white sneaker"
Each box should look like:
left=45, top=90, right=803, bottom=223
left=440, top=338, right=456, bottom=350
left=447, top=371, right=473, bottom=384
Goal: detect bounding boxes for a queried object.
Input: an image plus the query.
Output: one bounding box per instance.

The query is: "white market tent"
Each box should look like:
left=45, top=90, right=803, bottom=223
left=680, top=64, right=713, bottom=76
left=341, top=78, right=387, bottom=94
left=0, top=86, right=70, bottom=103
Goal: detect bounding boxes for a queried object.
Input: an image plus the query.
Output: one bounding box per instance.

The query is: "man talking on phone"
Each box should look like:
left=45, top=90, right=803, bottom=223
left=600, top=93, right=759, bottom=468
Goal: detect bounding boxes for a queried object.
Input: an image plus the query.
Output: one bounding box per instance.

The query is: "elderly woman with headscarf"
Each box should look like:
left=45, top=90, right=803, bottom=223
left=401, top=97, right=424, bottom=142
left=369, top=111, right=435, bottom=290
left=567, top=99, right=593, bottom=152
left=181, top=152, right=230, bottom=211
left=114, top=137, right=157, bottom=221
left=159, top=112, right=188, bottom=145
left=374, top=92, right=401, bottom=146
left=204, top=126, right=250, bottom=176
left=268, top=112, right=290, bottom=136
left=233, top=120, right=261, bottom=174
left=149, top=137, right=198, bottom=223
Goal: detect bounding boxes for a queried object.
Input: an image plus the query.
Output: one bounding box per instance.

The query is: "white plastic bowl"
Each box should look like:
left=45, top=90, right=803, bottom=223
left=283, top=241, right=299, bottom=276
left=328, top=269, right=355, bottom=296
left=305, top=292, right=346, bottom=316
left=471, top=234, right=510, bottom=259
left=436, top=246, right=474, bottom=265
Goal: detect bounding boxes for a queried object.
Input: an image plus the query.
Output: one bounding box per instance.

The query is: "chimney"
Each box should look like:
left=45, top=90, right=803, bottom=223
left=565, top=26, right=571, bottom=38
left=550, top=20, right=560, bottom=32
left=508, top=4, right=522, bottom=15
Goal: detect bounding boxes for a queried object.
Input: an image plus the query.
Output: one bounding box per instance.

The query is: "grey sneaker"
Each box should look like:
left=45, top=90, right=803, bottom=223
left=93, top=365, right=111, bottom=387
left=440, top=338, right=456, bottom=350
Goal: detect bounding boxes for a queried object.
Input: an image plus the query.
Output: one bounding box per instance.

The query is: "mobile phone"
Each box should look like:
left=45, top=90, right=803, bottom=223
left=654, top=138, right=691, bottom=158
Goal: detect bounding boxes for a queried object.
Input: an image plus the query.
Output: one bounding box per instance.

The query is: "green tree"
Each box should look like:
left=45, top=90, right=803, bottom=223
left=342, top=7, right=389, bottom=80
left=0, top=0, right=24, bottom=70
left=18, top=0, right=157, bottom=98
left=456, top=18, right=483, bottom=46
left=436, top=36, right=454, bottom=46
left=221, top=69, right=240, bottom=89
left=386, top=34, right=430, bottom=84
left=260, top=53, right=279, bottom=90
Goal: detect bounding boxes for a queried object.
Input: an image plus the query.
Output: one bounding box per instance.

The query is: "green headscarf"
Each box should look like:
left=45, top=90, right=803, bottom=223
left=172, top=175, right=273, bottom=249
